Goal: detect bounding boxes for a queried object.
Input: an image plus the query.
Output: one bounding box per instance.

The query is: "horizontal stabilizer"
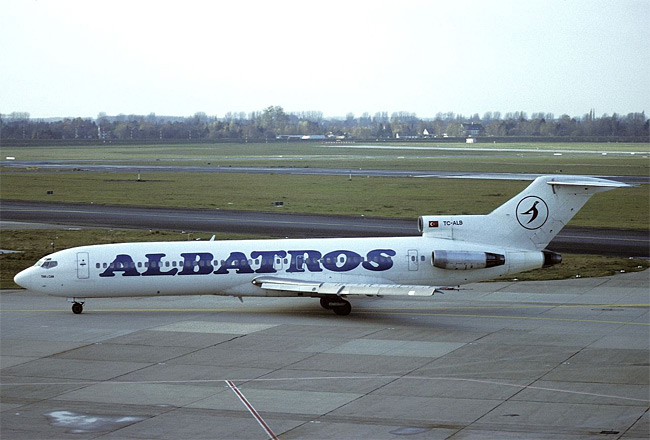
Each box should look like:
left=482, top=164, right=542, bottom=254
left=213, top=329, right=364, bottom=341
left=252, top=276, right=443, bottom=297
left=546, top=177, right=632, bottom=188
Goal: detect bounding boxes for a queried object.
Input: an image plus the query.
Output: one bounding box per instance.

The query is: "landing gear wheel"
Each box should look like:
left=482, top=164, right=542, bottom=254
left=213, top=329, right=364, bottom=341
left=71, top=302, right=84, bottom=314
left=332, top=300, right=352, bottom=316
left=320, top=297, right=332, bottom=309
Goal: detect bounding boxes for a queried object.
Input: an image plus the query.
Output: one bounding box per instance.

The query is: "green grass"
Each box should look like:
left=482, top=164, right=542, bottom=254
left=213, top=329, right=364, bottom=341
left=1, top=228, right=647, bottom=290
left=2, top=142, right=649, bottom=160
left=2, top=142, right=649, bottom=176
left=496, top=254, right=649, bottom=281
left=1, top=172, right=648, bottom=229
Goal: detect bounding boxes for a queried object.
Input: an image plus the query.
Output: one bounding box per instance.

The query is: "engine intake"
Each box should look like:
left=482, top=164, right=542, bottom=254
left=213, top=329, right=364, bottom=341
left=432, top=250, right=505, bottom=270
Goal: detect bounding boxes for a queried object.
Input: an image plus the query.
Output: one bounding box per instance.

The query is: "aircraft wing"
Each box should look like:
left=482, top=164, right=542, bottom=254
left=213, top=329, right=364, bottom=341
left=252, top=276, right=451, bottom=297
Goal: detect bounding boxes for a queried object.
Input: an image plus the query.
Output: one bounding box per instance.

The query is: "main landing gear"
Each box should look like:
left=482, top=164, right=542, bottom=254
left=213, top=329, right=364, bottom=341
left=319, top=297, right=352, bottom=316
left=68, top=298, right=85, bottom=314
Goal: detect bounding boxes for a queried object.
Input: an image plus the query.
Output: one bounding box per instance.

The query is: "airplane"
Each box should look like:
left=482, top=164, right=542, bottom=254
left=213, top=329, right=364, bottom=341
left=13, top=175, right=629, bottom=315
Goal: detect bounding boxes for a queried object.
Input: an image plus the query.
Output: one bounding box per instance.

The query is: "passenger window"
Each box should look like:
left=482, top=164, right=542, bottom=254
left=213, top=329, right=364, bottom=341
left=96, top=263, right=100, bottom=269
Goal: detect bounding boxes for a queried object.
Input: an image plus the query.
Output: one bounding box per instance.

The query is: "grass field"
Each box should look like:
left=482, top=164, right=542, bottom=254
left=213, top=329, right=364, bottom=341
left=1, top=172, right=648, bottom=229
left=3, top=141, right=649, bottom=160
left=2, top=142, right=649, bottom=175
left=1, top=228, right=647, bottom=290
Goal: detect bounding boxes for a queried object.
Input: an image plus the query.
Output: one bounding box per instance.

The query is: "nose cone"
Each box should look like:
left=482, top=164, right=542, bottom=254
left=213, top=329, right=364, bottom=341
left=14, top=267, right=35, bottom=290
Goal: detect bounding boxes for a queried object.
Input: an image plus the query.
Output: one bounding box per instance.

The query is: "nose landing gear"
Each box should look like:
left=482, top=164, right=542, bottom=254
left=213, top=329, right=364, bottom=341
left=67, top=298, right=85, bottom=314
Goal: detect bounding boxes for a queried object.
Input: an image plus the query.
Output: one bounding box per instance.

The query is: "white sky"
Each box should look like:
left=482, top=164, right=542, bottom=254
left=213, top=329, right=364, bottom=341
left=1, top=0, right=648, bottom=119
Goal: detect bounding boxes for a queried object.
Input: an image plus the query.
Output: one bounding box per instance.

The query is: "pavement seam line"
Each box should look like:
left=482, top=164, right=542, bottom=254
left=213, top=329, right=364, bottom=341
left=225, top=379, right=278, bottom=440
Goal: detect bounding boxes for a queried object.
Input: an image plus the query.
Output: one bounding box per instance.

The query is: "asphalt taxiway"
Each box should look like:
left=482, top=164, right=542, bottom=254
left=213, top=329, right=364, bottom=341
left=1, top=271, right=648, bottom=439
left=1, top=201, right=648, bottom=257
left=2, top=161, right=649, bottom=185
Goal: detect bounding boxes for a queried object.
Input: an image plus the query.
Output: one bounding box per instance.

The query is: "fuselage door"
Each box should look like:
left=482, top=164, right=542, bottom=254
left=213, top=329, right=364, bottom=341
left=407, top=249, right=419, bottom=271
left=273, top=255, right=284, bottom=272
left=76, top=252, right=90, bottom=279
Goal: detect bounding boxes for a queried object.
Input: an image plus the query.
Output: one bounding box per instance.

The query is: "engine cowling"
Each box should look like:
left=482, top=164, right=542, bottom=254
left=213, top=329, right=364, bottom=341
left=432, top=250, right=505, bottom=270
left=542, top=250, right=562, bottom=267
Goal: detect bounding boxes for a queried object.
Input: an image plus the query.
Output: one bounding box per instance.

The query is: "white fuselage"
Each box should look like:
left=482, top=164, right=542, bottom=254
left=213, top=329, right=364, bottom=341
left=14, top=235, right=543, bottom=299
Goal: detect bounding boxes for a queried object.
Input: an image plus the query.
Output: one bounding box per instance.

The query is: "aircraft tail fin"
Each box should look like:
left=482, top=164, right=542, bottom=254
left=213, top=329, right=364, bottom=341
left=419, top=175, right=630, bottom=250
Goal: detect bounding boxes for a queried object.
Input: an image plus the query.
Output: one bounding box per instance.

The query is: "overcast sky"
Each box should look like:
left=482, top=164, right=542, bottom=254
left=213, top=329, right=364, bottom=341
left=1, top=0, right=648, bottom=119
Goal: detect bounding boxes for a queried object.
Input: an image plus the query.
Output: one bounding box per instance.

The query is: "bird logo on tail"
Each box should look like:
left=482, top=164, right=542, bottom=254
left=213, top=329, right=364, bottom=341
left=516, top=196, right=548, bottom=230
left=521, top=200, right=540, bottom=224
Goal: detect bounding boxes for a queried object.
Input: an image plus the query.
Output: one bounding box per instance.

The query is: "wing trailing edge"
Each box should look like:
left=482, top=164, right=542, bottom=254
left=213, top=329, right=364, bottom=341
left=252, top=276, right=447, bottom=297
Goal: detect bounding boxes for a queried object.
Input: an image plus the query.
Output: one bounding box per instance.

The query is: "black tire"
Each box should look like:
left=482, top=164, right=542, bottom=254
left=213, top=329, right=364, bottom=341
left=71, top=303, right=83, bottom=314
left=320, top=297, right=332, bottom=309
left=332, top=301, right=351, bottom=316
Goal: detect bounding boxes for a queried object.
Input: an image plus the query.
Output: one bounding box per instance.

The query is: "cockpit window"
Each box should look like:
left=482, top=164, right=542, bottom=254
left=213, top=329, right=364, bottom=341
left=35, top=258, right=58, bottom=269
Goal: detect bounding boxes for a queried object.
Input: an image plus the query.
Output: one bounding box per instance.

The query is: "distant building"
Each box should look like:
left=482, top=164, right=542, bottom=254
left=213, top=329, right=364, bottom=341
left=276, top=134, right=326, bottom=141
left=422, top=128, right=436, bottom=138
left=395, top=133, right=419, bottom=139
left=462, top=123, right=484, bottom=136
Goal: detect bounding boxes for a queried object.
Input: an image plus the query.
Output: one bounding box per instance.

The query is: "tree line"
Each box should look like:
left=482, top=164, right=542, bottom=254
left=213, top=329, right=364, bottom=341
left=1, top=107, right=647, bottom=142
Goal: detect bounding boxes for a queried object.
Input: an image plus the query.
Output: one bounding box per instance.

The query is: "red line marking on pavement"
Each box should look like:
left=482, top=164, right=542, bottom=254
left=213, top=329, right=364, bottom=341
left=225, top=380, right=278, bottom=440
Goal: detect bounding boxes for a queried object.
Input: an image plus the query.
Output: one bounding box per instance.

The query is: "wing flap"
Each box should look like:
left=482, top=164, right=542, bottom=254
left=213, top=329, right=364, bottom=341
left=252, top=276, right=442, bottom=297
left=339, top=284, right=437, bottom=296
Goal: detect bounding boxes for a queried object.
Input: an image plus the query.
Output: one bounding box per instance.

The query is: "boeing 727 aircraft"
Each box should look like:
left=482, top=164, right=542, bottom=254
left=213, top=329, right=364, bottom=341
left=14, top=175, right=628, bottom=315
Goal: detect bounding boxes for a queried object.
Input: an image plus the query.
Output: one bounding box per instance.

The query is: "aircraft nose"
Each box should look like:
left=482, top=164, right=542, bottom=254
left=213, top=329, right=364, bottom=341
left=14, top=267, right=35, bottom=290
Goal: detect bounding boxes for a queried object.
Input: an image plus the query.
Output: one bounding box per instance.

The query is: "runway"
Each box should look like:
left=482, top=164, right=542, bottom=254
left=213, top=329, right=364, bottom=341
left=2, top=160, right=649, bottom=185
left=1, top=271, right=648, bottom=439
left=1, top=201, right=648, bottom=257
